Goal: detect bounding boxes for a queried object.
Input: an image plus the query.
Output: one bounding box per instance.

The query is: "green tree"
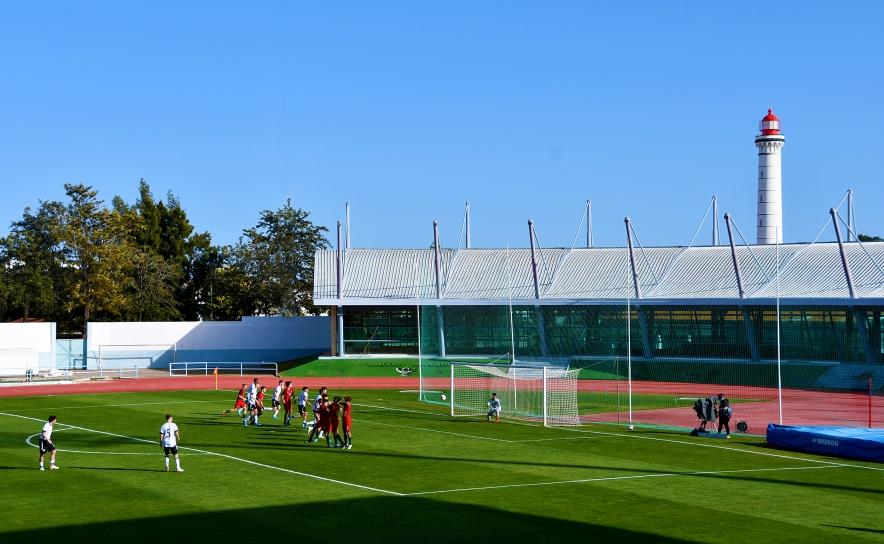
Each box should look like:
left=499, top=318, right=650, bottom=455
left=126, top=248, right=181, bottom=321
left=62, top=183, right=136, bottom=328
left=1, top=201, right=69, bottom=322
left=181, top=232, right=227, bottom=320
left=235, top=200, right=330, bottom=316
left=858, top=234, right=883, bottom=242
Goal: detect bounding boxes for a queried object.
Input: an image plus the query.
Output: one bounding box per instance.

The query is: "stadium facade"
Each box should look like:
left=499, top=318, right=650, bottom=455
left=314, top=238, right=884, bottom=390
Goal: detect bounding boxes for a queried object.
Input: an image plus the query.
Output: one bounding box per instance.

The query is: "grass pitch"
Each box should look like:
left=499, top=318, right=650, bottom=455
left=1, top=389, right=883, bottom=543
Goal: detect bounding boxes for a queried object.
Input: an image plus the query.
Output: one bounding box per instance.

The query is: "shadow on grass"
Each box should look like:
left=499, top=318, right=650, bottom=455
left=68, top=466, right=160, bottom=473
left=821, top=525, right=884, bottom=534
left=0, top=496, right=693, bottom=543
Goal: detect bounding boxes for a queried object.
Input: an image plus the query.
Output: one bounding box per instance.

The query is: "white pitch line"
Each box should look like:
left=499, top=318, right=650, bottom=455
left=357, top=417, right=607, bottom=444
left=0, top=411, right=401, bottom=496
left=356, top=418, right=514, bottom=442
left=511, top=436, right=610, bottom=443
left=407, top=465, right=842, bottom=496
left=358, top=403, right=884, bottom=473
left=354, top=403, right=447, bottom=417
left=547, top=425, right=884, bottom=473
left=15, top=400, right=224, bottom=412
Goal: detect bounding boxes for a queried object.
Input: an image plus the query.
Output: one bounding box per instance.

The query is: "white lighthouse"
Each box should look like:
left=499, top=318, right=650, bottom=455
left=756, top=108, right=785, bottom=244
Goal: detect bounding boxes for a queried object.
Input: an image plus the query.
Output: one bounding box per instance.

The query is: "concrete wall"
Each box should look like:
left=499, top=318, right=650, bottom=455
left=85, top=317, right=330, bottom=368
left=0, top=323, right=56, bottom=376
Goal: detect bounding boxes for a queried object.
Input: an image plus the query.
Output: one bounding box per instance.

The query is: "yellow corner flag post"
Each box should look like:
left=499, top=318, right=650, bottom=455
left=214, top=367, right=218, bottom=390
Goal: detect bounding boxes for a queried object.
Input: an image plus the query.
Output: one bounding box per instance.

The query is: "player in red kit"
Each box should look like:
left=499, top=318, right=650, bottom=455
left=222, top=384, right=248, bottom=417
left=329, top=396, right=344, bottom=448
left=341, top=395, right=353, bottom=449
left=306, top=398, right=329, bottom=444
left=281, top=382, right=295, bottom=426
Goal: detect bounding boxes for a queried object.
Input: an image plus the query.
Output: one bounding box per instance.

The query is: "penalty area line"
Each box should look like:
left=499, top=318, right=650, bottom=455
left=0, top=410, right=401, bottom=496
left=15, top=400, right=224, bottom=412
left=407, top=465, right=841, bottom=496
left=354, top=403, right=884, bottom=473
left=355, top=418, right=514, bottom=443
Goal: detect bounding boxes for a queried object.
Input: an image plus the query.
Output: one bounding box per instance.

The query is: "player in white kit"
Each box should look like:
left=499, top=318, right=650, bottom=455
left=160, top=414, right=183, bottom=472
left=39, top=415, right=59, bottom=470
left=272, top=380, right=283, bottom=419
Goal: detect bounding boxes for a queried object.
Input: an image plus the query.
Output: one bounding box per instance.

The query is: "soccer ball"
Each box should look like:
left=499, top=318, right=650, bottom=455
left=441, top=394, right=447, bottom=401
left=627, top=424, right=634, bottom=430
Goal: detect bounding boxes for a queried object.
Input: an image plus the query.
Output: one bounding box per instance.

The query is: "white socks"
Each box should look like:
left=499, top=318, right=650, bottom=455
left=175, top=458, right=181, bottom=470
left=165, top=457, right=170, bottom=468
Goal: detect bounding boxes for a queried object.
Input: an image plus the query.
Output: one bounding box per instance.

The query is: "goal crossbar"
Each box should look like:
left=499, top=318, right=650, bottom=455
left=450, top=362, right=580, bottom=427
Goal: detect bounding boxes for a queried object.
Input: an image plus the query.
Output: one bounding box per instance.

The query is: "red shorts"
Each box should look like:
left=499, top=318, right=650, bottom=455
left=331, top=419, right=339, bottom=433
left=283, top=401, right=292, bottom=412
left=234, top=400, right=246, bottom=409
left=342, top=417, right=352, bottom=432
left=320, top=420, right=330, bottom=432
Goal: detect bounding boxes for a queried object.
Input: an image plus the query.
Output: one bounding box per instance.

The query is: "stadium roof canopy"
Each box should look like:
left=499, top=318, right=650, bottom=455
left=313, top=242, right=884, bottom=306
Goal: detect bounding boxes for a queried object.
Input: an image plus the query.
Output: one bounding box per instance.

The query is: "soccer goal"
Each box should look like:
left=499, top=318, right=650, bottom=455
left=97, top=344, right=177, bottom=369
left=450, top=363, right=580, bottom=426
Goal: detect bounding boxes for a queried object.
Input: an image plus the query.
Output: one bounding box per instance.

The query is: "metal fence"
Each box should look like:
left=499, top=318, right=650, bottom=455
left=169, top=362, right=279, bottom=377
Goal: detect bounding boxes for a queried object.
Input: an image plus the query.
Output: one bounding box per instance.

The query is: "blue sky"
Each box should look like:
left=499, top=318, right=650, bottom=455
left=1, top=2, right=882, bottom=249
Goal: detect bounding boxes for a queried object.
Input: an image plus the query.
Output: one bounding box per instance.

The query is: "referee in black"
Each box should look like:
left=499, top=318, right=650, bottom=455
left=716, top=393, right=731, bottom=438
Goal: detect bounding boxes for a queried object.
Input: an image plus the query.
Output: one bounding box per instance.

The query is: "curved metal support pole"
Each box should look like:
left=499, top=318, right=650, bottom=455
left=625, top=217, right=641, bottom=299
left=831, top=208, right=856, bottom=298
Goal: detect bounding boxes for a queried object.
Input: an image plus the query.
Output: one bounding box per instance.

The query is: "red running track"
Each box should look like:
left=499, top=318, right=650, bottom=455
left=0, top=376, right=453, bottom=398
left=578, top=380, right=884, bottom=430
left=1, top=376, right=878, bottom=430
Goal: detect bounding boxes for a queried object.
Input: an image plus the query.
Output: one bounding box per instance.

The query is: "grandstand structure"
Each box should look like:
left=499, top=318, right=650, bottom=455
left=314, top=235, right=884, bottom=430
left=315, top=240, right=884, bottom=366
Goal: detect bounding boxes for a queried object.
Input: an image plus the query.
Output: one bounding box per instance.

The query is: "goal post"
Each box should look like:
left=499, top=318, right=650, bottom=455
left=450, top=362, right=580, bottom=426
left=97, top=344, right=177, bottom=369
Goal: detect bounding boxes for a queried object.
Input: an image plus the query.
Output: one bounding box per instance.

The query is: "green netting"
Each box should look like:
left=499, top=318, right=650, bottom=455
left=415, top=302, right=884, bottom=434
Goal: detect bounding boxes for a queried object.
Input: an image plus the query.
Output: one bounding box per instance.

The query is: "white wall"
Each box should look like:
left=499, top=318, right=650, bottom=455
left=0, top=323, right=56, bottom=376
left=86, top=317, right=330, bottom=368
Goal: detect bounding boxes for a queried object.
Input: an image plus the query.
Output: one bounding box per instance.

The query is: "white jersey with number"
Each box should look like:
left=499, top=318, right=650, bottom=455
left=42, top=422, right=53, bottom=441
left=160, top=422, right=179, bottom=447
left=273, top=386, right=283, bottom=401
left=247, top=383, right=258, bottom=399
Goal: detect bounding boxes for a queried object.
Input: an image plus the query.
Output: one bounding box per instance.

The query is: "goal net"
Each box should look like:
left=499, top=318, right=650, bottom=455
left=97, top=344, right=177, bottom=369
left=450, top=363, right=580, bottom=426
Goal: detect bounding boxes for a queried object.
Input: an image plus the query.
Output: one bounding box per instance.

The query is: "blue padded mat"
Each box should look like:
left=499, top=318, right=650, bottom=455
left=766, top=424, right=884, bottom=463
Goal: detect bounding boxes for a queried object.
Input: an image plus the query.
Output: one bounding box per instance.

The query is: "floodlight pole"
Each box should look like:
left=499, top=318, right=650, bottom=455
left=336, top=221, right=345, bottom=358
left=345, top=202, right=351, bottom=249
left=776, top=227, right=783, bottom=425
left=712, top=196, right=719, bottom=246
left=847, top=190, right=854, bottom=243
left=415, top=254, right=423, bottom=401
left=433, top=221, right=446, bottom=357
left=587, top=200, right=593, bottom=248
left=465, top=202, right=471, bottom=249
left=626, top=246, right=633, bottom=427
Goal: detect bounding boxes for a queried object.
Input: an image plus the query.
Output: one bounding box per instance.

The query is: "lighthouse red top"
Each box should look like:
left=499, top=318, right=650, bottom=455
left=759, top=108, right=780, bottom=135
